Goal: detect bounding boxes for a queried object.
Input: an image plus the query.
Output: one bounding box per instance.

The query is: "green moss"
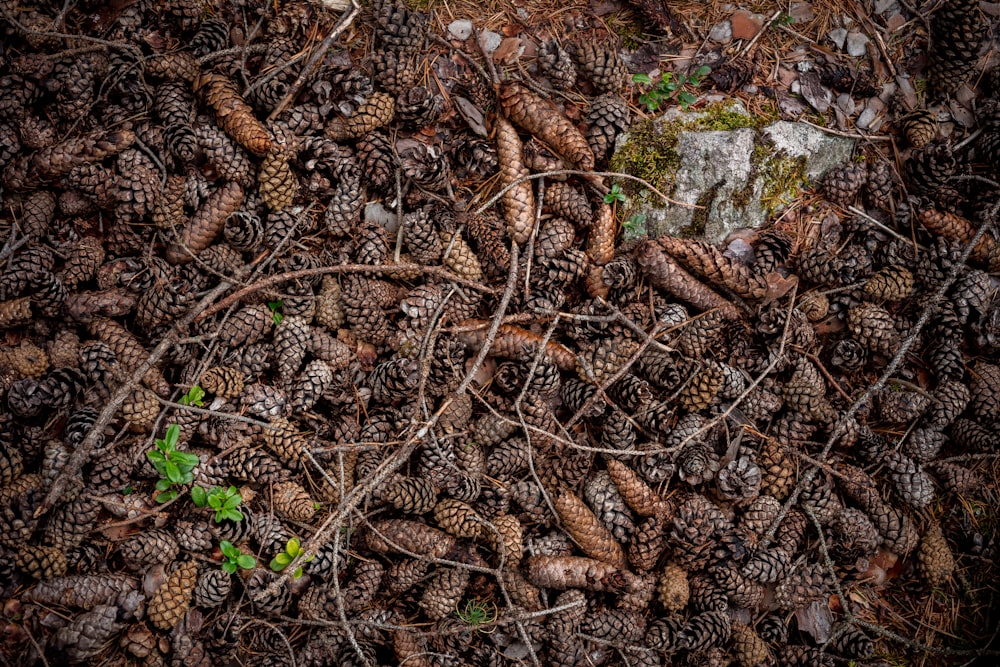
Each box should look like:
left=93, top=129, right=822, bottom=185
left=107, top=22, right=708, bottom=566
left=609, top=101, right=795, bottom=224
left=605, top=11, right=644, bottom=50
left=752, top=140, right=808, bottom=215
left=608, top=118, right=683, bottom=218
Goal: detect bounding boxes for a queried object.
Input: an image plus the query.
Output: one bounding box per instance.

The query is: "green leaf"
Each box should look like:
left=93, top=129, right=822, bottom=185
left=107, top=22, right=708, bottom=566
left=122, top=486, right=133, bottom=495
left=191, top=486, right=208, bottom=507
left=293, top=567, right=303, bottom=579
left=181, top=385, right=205, bottom=407
left=221, top=561, right=237, bottom=574
left=277, top=552, right=293, bottom=565
left=164, top=424, right=180, bottom=449
left=179, top=471, right=194, bottom=485
left=631, top=73, right=652, bottom=85
left=155, top=490, right=177, bottom=503
left=677, top=91, right=697, bottom=108
left=219, top=541, right=237, bottom=558
left=146, top=450, right=165, bottom=466
left=237, top=554, right=256, bottom=569
left=693, top=65, right=712, bottom=78
left=286, top=538, right=301, bottom=556
left=164, top=460, right=182, bottom=484
left=270, top=556, right=288, bottom=572
left=229, top=509, right=244, bottom=522
left=224, top=495, right=242, bottom=510
left=155, top=479, right=172, bottom=492
left=172, top=451, right=200, bottom=469
left=208, top=495, right=223, bottom=509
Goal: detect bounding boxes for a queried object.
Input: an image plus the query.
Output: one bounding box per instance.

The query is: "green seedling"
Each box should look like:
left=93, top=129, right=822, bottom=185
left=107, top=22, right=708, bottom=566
left=633, top=66, right=711, bottom=112
left=269, top=537, right=314, bottom=578
left=603, top=183, right=627, bottom=204
left=219, top=540, right=256, bottom=574
left=623, top=213, right=647, bottom=240
left=456, top=598, right=497, bottom=629
left=268, top=300, right=284, bottom=325
left=146, top=424, right=199, bottom=503
left=191, top=485, right=245, bottom=522
left=179, top=384, right=205, bottom=407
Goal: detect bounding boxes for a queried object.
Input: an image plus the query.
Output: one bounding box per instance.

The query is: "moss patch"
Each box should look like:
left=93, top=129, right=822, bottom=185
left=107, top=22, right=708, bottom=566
left=609, top=101, right=761, bottom=219
left=752, top=140, right=809, bottom=214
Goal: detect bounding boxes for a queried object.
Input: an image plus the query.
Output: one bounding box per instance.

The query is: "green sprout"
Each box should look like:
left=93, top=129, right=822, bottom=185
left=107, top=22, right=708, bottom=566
left=145, top=424, right=199, bottom=503
left=633, top=66, right=711, bottom=112
left=604, top=183, right=627, bottom=205
left=622, top=213, right=647, bottom=241
left=270, top=537, right=314, bottom=578
left=191, top=485, right=245, bottom=522
left=773, top=12, right=794, bottom=26
left=268, top=300, right=284, bottom=325
left=179, top=385, right=205, bottom=407
left=456, top=598, right=497, bottom=629
left=219, top=540, right=256, bottom=574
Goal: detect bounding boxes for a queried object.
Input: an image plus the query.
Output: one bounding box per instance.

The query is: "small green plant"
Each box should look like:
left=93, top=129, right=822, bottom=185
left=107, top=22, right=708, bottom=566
left=773, top=12, right=794, bottom=26
left=146, top=424, right=199, bottom=503
left=268, top=300, right=284, bottom=325
left=603, top=183, right=627, bottom=205
left=179, top=384, right=205, bottom=407
left=633, top=66, right=711, bottom=112
left=456, top=598, right=497, bottom=629
left=191, top=485, right=245, bottom=522
left=622, top=213, right=647, bottom=241
left=219, top=540, right=256, bottom=574
left=270, top=537, right=313, bottom=578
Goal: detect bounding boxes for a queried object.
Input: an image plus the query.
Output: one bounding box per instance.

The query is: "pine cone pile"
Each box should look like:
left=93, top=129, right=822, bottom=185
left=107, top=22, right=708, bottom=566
left=0, top=1, right=997, bottom=666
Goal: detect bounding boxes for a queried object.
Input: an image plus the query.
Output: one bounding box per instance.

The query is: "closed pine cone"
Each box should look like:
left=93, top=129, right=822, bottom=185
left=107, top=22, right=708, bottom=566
left=147, top=560, right=198, bottom=630
left=822, top=163, right=868, bottom=206
left=918, top=520, right=955, bottom=586
left=658, top=562, right=690, bottom=612
left=273, top=480, right=316, bottom=522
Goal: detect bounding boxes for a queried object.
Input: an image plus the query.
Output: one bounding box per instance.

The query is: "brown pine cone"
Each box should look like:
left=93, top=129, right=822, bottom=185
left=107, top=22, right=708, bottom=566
left=822, top=163, right=868, bottom=206
left=553, top=487, right=627, bottom=568
left=418, top=567, right=470, bottom=620
left=258, top=130, right=297, bottom=211
left=571, top=41, right=629, bottom=93
left=864, top=265, right=914, bottom=301
left=538, top=39, right=577, bottom=90
left=325, top=92, right=395, bottom=141
left=166, top=181, right=244, bottom=264
left=196, top=72, right=272, bottom=154
left=918, top=519, right=955, bottom=586
left=373, top=0, right=427, bottom=51
left=658, top=562, right=690, bottom=611
left=848, top=302, right=899, bottom=357
left=898, top=109, right=937, bottom=148
left=273, top=480, right=316, bottom=522
left=147, top=560, right=199, bottom=630
left=15, top=545, right=68, bottom=579
left=732, top=621, right=769, bottom=667
left=586, top=94, right=630, bottom=163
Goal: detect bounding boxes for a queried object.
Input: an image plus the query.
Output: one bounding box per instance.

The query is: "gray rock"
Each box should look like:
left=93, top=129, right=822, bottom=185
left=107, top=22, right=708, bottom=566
left=828, top=28, right=848, bottom=50
left=613, top=104, right=854, bottom=243
left=709, top=20, right=733, bottom=44
left=845, top=31, right=870, bottom=57
left=448, top=19, right=473, bottom=40
left=479, top=30, right=502, bottom=54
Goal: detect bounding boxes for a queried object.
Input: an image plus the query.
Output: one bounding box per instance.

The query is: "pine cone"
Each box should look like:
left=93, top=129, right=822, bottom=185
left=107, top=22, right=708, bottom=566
left=15, top=545, right=68, bottom=579
left=373, top=0, right=427, bottom=51
left=899, top=109, right=937, bottom=148
left=918, top=519, right=955, bottom=586
left=822, top=163, right=868, bottom=206
left=196, top=73, right=272, bottom=154
left=538, top=39, right=577, bottom=90
left=571, top=41, right=629, bottom=93
left=193, top=568, right=232, bottom=608
left=586, top=94, right=630, bottom=162
left=147, top=560, right=198, bottom=630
